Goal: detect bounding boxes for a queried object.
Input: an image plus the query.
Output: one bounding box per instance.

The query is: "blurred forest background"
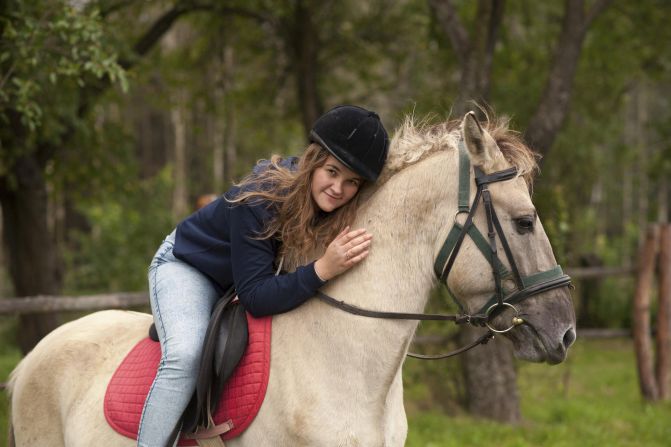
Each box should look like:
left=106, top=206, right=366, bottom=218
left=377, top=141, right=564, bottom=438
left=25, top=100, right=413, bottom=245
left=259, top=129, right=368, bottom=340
left=1, top=0, right=671, bottom=443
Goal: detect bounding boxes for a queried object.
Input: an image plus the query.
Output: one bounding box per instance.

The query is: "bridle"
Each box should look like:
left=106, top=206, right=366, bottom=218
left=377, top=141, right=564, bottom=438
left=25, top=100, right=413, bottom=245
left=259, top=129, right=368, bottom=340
left=316, top=140, right=572, bottom=359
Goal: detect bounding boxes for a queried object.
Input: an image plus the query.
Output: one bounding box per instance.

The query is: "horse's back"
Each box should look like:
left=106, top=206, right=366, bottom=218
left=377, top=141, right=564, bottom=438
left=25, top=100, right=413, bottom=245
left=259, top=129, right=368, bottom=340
left=10, top=310, right=152, bottom=447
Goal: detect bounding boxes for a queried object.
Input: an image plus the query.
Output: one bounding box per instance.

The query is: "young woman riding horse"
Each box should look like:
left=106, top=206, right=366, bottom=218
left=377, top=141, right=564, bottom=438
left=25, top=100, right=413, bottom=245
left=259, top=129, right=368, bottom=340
left=138, top=105, right=390, bottom=447
left=9, top=110, right=576, bottom=447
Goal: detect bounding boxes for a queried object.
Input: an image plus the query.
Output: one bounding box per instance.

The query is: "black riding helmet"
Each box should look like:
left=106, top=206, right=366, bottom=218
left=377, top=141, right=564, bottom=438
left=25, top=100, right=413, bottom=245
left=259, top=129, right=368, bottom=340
left=309, top=105, right=389, bottom=182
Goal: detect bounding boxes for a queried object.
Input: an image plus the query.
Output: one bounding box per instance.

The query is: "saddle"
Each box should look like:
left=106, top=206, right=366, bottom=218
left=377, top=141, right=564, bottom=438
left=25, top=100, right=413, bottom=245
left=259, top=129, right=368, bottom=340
left=149, top=288, right=248, bottom=434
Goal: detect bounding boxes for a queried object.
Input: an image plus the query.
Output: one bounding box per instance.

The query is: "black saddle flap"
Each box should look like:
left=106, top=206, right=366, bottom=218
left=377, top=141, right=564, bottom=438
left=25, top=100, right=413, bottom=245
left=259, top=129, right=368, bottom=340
left=213, top=300, right=248, bottom=399
left=181, top=289, right=248, bottom=434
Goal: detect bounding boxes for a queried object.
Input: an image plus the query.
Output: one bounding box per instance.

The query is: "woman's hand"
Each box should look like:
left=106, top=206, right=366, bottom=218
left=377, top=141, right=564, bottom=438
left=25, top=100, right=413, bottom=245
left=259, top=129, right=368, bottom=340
left=314, top=226, right=372, bottom=281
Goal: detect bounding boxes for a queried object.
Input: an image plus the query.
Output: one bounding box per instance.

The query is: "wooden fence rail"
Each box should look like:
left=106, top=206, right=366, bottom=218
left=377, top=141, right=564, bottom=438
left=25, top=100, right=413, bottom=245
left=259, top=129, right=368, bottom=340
left=0, top=292, right=148, bottom=315
left=565, top=265, right=636, bottom=279
left=0, top=265, right=636, bottom=316
left=0, top=269, right=637, bottom=391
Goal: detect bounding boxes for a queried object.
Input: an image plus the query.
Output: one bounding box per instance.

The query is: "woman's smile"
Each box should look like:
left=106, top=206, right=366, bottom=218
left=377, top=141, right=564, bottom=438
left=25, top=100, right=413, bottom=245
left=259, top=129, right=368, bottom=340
left=311, top=155, right=363, bottom=212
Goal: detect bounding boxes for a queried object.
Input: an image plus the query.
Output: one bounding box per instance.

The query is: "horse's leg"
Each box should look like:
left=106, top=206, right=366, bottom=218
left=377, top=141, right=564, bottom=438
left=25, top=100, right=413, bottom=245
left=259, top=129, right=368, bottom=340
left=383, top=368, right=408, bottom=447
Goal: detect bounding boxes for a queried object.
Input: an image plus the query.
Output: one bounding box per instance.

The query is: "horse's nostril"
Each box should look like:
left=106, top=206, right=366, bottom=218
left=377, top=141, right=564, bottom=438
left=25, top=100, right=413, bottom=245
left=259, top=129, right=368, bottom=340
left=563, top=327, right=576, bottom=349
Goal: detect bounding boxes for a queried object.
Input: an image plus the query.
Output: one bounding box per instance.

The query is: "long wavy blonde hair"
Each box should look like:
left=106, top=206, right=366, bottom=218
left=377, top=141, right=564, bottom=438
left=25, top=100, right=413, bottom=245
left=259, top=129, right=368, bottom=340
left=228, top=143, right=362, bottom=268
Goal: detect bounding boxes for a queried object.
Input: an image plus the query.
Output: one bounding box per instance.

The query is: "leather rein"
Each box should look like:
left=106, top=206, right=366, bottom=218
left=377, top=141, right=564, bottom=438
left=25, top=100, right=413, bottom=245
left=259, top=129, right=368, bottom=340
left=316, top=140, right=572, bottom=359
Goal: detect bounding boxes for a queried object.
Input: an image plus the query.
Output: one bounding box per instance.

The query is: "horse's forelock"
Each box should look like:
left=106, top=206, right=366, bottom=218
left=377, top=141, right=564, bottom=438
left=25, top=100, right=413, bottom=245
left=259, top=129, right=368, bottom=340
left=487, top=121, right=540, bottom=189
left=377, top=114, right=539, bottom=189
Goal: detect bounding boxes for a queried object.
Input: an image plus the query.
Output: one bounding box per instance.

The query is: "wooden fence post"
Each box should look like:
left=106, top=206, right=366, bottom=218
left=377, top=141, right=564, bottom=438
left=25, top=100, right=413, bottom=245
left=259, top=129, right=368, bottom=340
left=656, top=224, right=671, bottom=399
left=632, top=225, right=659, bottom=401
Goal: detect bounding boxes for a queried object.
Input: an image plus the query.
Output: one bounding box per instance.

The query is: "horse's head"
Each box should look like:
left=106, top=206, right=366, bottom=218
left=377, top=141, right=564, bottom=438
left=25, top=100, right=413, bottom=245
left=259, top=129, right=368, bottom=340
left=443, top=112, right=576, bottom=364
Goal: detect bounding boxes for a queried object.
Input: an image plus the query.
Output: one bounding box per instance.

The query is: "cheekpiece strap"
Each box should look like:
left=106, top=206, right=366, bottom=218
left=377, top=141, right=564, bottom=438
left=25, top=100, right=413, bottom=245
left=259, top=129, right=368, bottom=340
left=457, top=140, right=471, bottom=212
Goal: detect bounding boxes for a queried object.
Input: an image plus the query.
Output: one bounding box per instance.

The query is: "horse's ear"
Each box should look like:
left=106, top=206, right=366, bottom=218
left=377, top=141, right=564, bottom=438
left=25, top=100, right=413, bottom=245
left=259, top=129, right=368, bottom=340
left=462, top=111, right=501, bottom=169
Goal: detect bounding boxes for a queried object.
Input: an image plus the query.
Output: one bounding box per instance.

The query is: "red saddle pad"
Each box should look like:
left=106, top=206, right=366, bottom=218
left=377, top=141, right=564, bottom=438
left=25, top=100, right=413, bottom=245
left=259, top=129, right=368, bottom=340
left=104, top=313, right=271, bottom=445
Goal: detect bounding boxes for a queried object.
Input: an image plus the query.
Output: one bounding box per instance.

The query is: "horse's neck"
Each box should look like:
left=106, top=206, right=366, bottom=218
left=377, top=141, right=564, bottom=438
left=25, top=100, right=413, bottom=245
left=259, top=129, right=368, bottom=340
left=265, top=150, right=459, bottom=439
left=300, top=150, right=458, bottom=388
left=331, top=150, right=458, bottom=312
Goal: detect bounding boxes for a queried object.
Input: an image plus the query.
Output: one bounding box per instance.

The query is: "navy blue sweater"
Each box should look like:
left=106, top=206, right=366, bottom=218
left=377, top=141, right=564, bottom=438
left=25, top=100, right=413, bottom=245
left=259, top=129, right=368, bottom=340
left=172, top=157, right=326, bottom=317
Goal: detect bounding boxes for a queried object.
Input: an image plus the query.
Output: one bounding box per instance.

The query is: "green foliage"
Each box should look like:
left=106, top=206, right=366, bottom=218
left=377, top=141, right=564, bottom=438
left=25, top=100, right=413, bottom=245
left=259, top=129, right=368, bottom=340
left=524, top=1, right=671, bottom=326
left=63, top=166, right=175, bottom=293
left=0, top=0, right=668, bottom=326
left=0, top=1, right=127, bottom=124
left=493, top=1, right=564, bottom=125
left=0, top=0, right=127, bottom=176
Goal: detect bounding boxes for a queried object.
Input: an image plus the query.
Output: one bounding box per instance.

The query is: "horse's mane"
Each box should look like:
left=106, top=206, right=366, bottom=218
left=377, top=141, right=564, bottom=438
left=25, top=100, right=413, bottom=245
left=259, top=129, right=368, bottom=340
left=377, top=114, right=540, bottom=188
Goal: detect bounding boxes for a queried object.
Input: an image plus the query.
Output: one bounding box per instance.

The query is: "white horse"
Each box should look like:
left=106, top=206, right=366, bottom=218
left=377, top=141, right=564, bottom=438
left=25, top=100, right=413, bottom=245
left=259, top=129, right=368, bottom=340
left=9, top=112, right=576, bottom=446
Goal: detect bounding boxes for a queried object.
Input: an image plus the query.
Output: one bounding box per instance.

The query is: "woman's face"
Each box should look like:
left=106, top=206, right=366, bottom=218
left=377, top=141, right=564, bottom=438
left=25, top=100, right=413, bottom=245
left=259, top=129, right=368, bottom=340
left=311, top=155, right=363, bottom=212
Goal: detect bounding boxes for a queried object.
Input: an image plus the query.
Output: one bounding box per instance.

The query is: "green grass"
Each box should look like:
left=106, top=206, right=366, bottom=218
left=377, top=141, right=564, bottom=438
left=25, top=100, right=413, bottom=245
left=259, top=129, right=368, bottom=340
left=1, top=333, right=669, bottom=446
left=406, top=338, right=671, bottom=446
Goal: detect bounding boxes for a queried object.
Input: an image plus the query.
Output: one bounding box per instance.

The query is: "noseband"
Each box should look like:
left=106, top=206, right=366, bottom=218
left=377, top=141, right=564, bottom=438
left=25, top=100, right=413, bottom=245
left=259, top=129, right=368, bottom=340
left=317, top=140, right=572, bottom=359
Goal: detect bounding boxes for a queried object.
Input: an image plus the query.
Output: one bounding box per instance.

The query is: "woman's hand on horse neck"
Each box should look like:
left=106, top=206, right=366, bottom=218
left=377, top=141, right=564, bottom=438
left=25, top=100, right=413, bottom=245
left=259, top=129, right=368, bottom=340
left=314, top=227, right=372, bottom=281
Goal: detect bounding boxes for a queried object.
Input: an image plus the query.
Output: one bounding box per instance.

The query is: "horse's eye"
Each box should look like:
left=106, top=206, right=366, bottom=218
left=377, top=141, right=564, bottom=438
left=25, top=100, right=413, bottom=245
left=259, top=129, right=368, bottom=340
left=515, top=216, right=535, bottom=234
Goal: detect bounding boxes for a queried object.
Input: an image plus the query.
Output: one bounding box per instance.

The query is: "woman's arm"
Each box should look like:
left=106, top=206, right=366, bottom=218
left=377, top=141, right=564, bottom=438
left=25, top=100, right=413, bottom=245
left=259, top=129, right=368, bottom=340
left=229, top=202, right=325, bottom=317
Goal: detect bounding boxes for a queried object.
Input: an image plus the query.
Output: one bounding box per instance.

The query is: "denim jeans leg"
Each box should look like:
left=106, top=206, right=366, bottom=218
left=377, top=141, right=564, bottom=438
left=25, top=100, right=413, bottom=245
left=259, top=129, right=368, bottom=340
left=137, top=233, right=220, bottom=447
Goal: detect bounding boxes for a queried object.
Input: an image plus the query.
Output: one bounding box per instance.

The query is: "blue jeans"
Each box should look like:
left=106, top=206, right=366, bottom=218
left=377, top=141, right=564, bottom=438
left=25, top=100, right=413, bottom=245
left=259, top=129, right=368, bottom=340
left=137, top=230, right=220, bottom=447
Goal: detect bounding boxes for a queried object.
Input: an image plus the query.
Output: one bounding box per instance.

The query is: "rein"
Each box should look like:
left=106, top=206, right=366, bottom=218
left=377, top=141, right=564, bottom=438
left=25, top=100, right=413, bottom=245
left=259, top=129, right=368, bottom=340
left=316, top=291, right=494, bottom=359
left=317, top=140, right=572, bottom=359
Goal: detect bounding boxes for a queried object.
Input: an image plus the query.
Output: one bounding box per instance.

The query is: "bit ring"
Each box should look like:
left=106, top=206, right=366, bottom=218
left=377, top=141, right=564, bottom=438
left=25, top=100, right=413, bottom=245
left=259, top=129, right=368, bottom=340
left=485, top=302, right=523, bottom=334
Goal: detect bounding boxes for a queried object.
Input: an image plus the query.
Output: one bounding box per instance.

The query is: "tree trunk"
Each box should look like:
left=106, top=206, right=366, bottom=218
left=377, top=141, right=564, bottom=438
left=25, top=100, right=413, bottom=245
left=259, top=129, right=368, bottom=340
left=632, top=225, right=659, bottom=401
left=430, top=0, right=519, bottom=422
left=622, top=153, right=633, bottom=264
left=211, top=40, right=237, bottom=191
left=212, top=84, right=225, bottom=194
left=429, top=0, right=611, bottom=421
left=429, top=0, right=505, bottom=116
left=658, top=177, right=669, bottom=224
left=0, top=154, right=61, bottom=353
left=524, top=0, right=612, bottom=159
left=223, top=97, right=237, bottom=187
left=0, top=4, right=201, bottom=353
left=133, top=96, right=170, bottom=180
left=460, top=326, right=520, bottom=422
left=0, top=205, right=7, bottom=296
left=171, top=98, right=189, bottom=220
left=656, top=224, right=671, bottom=399
left=458, top=0, right=504, bottom=115
left=222, top=44, right=237, bottom=187
left=577, top=253, right=603, bottom=327
left=287, top=0, right=323, bottom=135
